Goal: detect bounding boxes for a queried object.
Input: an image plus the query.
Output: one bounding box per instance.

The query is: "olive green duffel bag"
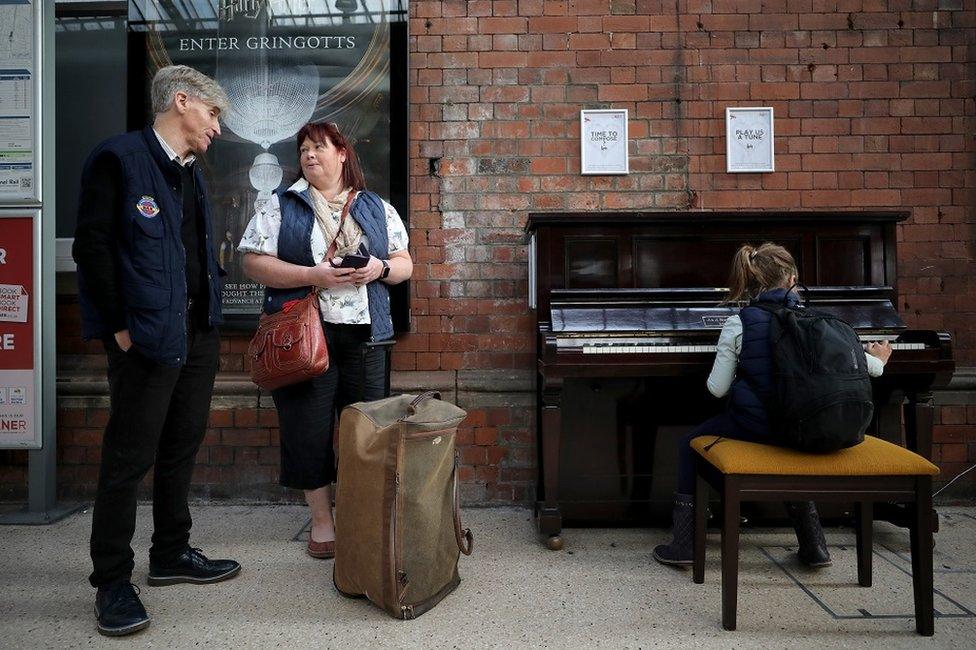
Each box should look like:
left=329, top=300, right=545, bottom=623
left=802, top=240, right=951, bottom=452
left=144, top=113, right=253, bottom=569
left=333, top=391, right=474, bottom=619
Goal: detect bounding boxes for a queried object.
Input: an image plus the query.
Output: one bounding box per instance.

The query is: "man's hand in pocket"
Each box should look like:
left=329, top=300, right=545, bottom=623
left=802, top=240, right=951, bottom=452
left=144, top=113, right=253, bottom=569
left=114, top=329, right=132, bottom=352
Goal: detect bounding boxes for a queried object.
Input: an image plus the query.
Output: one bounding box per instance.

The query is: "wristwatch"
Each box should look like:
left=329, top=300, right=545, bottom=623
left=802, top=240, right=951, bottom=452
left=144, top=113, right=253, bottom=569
left=380, top=259, right=390, bottom=279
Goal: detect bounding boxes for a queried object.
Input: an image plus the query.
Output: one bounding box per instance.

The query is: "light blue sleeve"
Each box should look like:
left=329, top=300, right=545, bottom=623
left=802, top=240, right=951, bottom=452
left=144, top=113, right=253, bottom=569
left=707, top=315, right=742, bottom=398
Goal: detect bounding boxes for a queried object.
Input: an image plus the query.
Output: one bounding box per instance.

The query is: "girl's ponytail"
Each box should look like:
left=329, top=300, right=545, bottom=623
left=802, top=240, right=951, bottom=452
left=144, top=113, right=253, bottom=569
left=727, top=245, right=755, bottom=304
left=725, top=242, right=797, bottom=304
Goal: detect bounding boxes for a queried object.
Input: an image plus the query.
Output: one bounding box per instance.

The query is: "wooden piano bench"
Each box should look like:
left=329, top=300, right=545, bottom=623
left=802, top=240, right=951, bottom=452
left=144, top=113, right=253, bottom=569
left=689, top=435, right=940, bottom=636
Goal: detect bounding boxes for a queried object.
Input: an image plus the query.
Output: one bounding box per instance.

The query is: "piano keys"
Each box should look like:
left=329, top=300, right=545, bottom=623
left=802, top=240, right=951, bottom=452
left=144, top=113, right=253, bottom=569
left=571, top=339, right=927, bottom=354
left=526, top=212, right=954, bottom=550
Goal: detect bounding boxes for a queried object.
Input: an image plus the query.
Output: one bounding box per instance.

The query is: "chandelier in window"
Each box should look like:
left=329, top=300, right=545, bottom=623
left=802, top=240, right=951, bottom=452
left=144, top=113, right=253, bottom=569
left=217, top=57, right=319, bottom=208
left=220, top=61, right=319, bottom=150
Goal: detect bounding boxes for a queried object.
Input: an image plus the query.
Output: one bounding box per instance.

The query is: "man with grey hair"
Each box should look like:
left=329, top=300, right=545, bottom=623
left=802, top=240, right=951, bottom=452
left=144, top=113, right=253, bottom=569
left=73, top=64, right=239, bottom=637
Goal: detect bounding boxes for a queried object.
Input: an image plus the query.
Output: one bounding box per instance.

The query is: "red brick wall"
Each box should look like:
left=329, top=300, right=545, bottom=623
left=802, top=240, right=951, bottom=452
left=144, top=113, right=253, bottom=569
left=404, top=0, right=976, bottom=494
left=4, top=1, right=975, bottom=501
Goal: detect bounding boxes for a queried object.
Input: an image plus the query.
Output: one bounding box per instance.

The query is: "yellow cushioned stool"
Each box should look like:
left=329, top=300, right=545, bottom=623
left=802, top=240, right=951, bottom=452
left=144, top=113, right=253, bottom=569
left=690, top=434, right=939, bottom=636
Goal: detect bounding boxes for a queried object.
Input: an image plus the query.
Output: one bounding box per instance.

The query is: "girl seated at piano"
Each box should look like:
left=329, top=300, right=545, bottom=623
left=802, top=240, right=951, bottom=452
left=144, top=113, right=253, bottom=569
left=653, top=242, right=892, bottom=568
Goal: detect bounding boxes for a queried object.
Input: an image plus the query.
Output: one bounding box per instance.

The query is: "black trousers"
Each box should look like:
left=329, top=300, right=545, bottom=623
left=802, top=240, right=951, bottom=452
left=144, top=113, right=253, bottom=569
left=88, top=320, right=219, bottom=588
left=272, top=323, right=387, bottom=490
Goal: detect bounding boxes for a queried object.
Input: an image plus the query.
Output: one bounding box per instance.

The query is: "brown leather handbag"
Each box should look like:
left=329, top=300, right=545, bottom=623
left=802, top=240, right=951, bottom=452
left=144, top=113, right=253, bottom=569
left=247, top=191, right=358, bottom=391
left=247, top=291, right=328, bottom=391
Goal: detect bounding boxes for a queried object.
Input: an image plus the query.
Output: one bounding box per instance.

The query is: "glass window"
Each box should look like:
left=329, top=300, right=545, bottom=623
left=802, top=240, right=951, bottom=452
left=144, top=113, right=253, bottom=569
left=55, top=1, right=127, bottom=244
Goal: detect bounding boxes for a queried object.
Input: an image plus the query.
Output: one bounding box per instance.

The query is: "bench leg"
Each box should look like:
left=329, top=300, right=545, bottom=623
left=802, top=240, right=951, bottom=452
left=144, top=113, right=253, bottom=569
left=854, top=501, right=873, bottom=587
left=693, top=471, right=707, bottom=584
left=911, top=477, right=934, bottom=636
left=721, top=479, right=740, bottom=631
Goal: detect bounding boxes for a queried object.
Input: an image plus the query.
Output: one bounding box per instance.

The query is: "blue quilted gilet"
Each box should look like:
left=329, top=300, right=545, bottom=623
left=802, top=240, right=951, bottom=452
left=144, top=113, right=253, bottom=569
left=76, top=126, right=224, bottom=366
left=263, top=184, right=393, bottom=341
left=728, top=288, right=799, bottom=435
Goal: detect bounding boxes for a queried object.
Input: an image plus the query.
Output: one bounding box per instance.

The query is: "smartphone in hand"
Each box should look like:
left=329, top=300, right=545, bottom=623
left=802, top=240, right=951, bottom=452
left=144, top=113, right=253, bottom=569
left=330, top=243, right=370, bottom=269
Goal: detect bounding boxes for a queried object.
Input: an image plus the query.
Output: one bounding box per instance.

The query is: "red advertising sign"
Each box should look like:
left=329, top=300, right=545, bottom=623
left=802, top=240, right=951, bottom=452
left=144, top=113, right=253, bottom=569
left=0, top=216, right=36, bottom=447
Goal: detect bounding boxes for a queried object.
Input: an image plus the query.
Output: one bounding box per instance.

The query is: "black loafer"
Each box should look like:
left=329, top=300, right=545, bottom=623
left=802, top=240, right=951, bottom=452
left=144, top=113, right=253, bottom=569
left=95, top=582, right=150, bottom=637
left=147, top=547, right=241, bottom=586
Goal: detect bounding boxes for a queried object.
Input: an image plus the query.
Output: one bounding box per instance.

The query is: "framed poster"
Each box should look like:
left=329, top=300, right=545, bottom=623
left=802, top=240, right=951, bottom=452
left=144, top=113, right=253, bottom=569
left=726, top=107, right=774, bottom=173
left=580, top=109, right=628, bottom=175
left=0, top=0, right=41, bottom=204
left=0, top=211, right=41, bottom=449
left=128, top=0, right=410, bottom=331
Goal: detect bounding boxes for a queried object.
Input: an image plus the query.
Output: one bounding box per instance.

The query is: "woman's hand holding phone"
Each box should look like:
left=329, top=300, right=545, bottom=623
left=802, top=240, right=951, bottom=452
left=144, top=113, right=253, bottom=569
left=307, top=261, right=356, bottom=289
left=329, top=253, right=370, bottom=269
left=329, top=243, right=370, bottom=269
left=348, top=256, right=384, bottom=287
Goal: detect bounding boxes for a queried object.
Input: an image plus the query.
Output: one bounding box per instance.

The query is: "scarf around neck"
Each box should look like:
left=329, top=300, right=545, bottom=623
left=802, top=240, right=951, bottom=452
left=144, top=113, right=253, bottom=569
left=309, top=186, right=363, bottom=257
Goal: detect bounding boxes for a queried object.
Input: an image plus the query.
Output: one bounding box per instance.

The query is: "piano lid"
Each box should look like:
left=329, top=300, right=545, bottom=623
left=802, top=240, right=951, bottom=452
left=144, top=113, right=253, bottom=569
left=552, top=305, right=739, bottom=334
left=551, top=294, right=907, bottom=334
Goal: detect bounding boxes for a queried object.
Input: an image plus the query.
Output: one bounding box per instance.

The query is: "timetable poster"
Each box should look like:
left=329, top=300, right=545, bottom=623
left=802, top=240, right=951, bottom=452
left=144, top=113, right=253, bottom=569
left=0, top=0, right=37, bottom=202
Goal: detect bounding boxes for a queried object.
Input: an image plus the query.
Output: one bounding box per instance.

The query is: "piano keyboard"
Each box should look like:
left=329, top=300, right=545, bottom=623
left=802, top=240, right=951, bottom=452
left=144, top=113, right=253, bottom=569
left=583, top=343, right=716, bottom=354
left=560, top=336, right=927, bottom=355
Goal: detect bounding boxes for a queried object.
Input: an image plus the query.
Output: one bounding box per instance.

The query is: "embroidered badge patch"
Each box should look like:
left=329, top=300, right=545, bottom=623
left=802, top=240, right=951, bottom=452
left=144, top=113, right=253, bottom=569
left=136, top=196, right=160, bottom=218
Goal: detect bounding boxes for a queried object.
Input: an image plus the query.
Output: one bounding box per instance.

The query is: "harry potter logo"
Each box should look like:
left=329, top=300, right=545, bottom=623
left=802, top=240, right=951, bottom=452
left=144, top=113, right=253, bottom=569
left=219, top=0, right=265, bottom=21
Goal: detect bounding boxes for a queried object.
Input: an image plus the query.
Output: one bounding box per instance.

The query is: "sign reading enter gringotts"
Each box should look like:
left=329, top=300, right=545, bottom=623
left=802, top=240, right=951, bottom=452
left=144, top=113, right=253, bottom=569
left=178, top=34, right=357, bottom=51
left=129, top=0, right=409, bottom=328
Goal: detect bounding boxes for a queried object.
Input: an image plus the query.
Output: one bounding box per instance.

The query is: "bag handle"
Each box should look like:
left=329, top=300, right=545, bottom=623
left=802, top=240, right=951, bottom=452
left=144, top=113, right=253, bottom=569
left=453, top=451, right=473, bottom=556
left=325, top=190, right=357, bottom=261
left=405, top=391, right=441, bottom=416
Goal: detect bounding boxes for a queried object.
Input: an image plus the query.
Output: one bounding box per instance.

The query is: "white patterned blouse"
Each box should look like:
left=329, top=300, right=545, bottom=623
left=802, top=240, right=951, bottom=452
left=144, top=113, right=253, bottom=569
left=237, top=179, right=409, bottom=326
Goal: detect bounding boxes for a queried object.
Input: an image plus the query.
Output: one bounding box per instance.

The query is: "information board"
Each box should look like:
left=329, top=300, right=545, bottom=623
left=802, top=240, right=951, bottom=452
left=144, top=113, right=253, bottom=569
left=580, top=109, right=629, bottom=175
left=0, top=0, right=39, bottom=203
left=0, top=212, right=39, bottom=448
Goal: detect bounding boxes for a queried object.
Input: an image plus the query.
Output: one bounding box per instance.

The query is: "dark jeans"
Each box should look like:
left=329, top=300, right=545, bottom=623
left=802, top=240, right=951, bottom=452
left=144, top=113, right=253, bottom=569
left=272, top=323, right=387, bottom=490
left=89, top=321, right=219, bottom=588
left=676, top=412, right=769, bottom=495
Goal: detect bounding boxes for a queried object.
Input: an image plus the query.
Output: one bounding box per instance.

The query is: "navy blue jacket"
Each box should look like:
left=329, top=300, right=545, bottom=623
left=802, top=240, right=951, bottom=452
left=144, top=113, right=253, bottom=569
left=76, top=127, right=224, bottom=365
left=727, top=288, right=799, bottom=435
left=264, top=183, right=394, bottom=342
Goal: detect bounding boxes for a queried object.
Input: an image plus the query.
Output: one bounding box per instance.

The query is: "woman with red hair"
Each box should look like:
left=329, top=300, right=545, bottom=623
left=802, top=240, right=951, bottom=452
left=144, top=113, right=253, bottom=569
left=239, top=121, right=412, bottom=559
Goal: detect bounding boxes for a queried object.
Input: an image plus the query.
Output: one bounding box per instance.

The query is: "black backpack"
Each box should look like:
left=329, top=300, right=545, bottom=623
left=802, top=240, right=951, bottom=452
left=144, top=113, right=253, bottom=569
left=749, top=300, right=874, bottom=453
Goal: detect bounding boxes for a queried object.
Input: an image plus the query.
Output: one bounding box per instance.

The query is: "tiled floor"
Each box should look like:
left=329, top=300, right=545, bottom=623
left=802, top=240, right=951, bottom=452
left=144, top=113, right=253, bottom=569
left=0, top=504, right=973, bottom=647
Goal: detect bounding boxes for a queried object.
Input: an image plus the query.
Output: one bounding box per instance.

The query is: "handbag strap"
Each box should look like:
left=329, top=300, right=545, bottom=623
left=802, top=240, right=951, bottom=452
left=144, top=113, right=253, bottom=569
left=325, top=190, right=357, bottom=261
left=453, top=450, right=474, bottom=556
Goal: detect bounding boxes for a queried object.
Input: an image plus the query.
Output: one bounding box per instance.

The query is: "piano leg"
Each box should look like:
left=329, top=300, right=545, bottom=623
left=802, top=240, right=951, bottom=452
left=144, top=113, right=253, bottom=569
left=894, top=391, right=939, bottom=534
left=873, top=387, right=904, bottom=448
left=904, top=390, right=935, bottom=460
left=537, top=378, right=563, bottom=550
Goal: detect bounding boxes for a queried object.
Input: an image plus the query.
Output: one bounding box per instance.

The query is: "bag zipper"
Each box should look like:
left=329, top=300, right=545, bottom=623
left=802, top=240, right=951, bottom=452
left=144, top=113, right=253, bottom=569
left=403, top=427, right=455, bottom=441
left=390, top=468, right=400, bottom=614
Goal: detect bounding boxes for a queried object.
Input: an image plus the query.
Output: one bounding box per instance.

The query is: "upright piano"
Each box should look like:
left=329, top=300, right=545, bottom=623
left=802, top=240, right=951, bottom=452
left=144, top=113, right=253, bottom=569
left=526, top=212, right=954, bottom=549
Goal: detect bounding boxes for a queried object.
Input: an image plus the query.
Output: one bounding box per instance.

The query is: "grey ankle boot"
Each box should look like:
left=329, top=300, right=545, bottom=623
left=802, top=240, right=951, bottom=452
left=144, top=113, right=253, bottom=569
left=785, top=501, right=832, bottom=568
left=653, top=493, right=694, bottom=566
